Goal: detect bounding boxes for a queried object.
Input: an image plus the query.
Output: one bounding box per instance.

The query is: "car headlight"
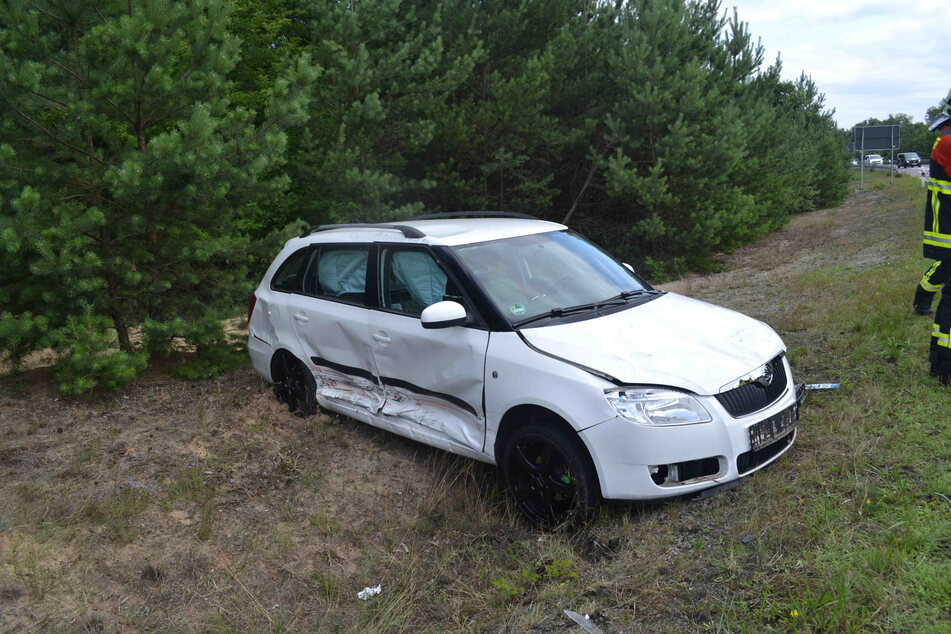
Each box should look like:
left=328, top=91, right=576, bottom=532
left=605, top=387, right=712, bottom=426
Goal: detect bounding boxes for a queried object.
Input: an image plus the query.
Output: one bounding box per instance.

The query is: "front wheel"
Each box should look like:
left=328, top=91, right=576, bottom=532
left=272, top=352, right=318, bottom=416
left=501, top=422, right=600, bottom=528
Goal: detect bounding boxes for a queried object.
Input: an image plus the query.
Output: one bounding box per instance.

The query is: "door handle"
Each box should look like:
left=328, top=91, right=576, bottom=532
left=293, top=312, right=309, bottom=323
left=372, top=333, right=391, bottom=344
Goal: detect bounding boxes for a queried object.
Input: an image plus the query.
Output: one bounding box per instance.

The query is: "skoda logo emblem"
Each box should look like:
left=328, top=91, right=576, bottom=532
left=754, top=364, right=774, bottom=387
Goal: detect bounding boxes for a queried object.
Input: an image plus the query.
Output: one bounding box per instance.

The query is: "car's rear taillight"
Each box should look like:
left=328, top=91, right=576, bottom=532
left=247, top=292, right=257, bottom=322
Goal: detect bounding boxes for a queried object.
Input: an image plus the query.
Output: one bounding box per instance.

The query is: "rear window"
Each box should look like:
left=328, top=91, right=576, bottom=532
left=271, top=248, right=315, bottom=293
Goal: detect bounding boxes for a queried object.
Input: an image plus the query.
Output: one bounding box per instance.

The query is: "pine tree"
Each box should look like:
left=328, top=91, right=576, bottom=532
left=0, top=0, right=316, bottom=392
left=267, top=0, right=482, bottom=224
left=421, top=0, right=578, bottom=216
left=580, top=0, right=756, bottom=274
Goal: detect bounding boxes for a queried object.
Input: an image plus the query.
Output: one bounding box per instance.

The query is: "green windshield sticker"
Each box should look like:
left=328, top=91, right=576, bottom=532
left=510, top=302, right=526, bottom=316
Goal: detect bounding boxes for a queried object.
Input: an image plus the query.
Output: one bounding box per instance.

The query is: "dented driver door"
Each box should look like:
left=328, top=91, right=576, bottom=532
left=369, top=246, right=489, bottom=453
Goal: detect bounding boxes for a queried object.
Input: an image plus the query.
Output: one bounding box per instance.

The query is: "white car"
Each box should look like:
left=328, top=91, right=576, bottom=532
left=248, top=215, right=804, bottom=526
left=864, top=154, right=884, bottom=167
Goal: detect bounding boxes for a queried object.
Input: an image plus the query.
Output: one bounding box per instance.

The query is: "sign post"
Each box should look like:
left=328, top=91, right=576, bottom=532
left=853, top=125, right=901, bottom=188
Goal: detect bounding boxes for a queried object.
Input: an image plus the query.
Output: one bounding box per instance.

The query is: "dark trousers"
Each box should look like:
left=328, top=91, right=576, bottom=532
left=921, top=260, right=951, bottom=375
left=915, top=260, right=951, bottom=309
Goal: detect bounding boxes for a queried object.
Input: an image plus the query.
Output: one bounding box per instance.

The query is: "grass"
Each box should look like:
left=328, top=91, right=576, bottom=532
left=5, top=534, right=56, bottom=601
left=0, top=174, right=949, bottom=630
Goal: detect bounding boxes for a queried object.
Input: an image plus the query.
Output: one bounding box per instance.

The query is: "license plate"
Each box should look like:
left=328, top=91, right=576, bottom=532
left=748, top=406, right=798, bottom=451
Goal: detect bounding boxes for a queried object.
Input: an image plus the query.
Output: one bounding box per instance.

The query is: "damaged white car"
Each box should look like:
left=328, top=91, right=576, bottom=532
left=248, top=214, right=804, bottom=526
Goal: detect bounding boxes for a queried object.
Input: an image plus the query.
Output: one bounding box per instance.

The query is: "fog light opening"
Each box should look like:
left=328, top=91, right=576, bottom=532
left=650, top=457, right=722, bottom=486
left=650, top=464, right=669, bottom=485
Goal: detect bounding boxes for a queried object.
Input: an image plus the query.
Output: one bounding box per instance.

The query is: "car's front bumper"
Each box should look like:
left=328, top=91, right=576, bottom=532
left=580, top=373, right=804, bottom=501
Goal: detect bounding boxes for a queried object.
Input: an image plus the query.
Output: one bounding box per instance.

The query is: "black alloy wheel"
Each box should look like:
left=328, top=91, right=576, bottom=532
left=502, top=423, right=599, bottom=528
left=273, top=352, right=318, bottom=416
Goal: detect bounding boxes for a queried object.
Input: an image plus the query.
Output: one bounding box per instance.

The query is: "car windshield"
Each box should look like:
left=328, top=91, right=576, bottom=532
left=452, top=230, right=650, bottom=326
left=905, top=153, right=919, bottom=158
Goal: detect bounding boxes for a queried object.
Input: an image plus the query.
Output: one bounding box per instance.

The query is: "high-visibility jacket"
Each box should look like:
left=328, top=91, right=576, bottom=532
left=924, top=135, right=951, bottom=259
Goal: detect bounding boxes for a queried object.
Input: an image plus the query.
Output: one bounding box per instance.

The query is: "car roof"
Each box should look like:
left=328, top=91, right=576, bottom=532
left=291, top=217, right=568, bottom=248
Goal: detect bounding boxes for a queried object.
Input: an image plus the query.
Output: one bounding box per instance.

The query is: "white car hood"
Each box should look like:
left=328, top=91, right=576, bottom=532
left=520, top=292, right=784, bottom=395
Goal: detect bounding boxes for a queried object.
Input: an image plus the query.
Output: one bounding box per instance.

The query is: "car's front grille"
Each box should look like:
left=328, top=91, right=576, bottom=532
left=736, top=428, right=795, bottom=474
left=715, top=354, right=787, bottom=417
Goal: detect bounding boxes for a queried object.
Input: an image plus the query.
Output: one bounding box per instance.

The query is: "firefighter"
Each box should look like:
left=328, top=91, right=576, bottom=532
left=913, top=92, right=951, bottom=384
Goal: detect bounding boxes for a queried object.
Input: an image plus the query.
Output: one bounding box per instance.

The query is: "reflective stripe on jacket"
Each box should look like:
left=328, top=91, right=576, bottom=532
left=924, top=136, right=951, bottom=259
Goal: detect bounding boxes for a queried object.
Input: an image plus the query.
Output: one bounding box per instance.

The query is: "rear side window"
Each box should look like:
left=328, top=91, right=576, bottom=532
left=271, top=248, right=315, bottom=292
left=314, top=246, right=371, bottom=306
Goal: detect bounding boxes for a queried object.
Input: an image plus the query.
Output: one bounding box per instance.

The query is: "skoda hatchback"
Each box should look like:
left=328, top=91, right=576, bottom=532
left=248, top=214, right=804, bottom=526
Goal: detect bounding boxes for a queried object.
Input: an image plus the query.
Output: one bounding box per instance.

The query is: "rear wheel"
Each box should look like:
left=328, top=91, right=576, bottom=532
left=502, top=422, right=599, bottom=528
left=272, top=352, right=318, bottom=416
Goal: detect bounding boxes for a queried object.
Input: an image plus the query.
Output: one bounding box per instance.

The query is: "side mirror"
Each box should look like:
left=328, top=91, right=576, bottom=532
left=420, top=301, right=468, bottom=329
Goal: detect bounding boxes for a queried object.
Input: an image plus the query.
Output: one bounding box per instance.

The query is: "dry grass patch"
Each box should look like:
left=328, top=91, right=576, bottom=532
left=1, top=174, right=948, bottom=631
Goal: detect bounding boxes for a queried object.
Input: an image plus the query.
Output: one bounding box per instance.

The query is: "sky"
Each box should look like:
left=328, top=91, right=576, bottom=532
left=724, top=0, right=951, bottom=130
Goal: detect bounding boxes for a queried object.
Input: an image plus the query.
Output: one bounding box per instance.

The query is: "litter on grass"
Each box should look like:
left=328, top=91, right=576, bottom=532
left=563, top=610, right=604, bottom=634
left=357, top=585, right=382, bottom=600
left=805, top=383, right=840, bottom=390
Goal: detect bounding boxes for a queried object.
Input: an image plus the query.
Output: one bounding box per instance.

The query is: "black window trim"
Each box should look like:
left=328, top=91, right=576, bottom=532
left=371, top=242, right=489, bottom=330
left=270, top=243, right=375, bottom=309
left=269, top=245, right=317, bottom=294
left=269, top=241, right=494, bottom=329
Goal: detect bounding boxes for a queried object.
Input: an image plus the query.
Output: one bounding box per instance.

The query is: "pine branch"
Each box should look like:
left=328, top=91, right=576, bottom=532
left=20, top=86, right=69, bottom=111
left=2, top=164, right=37, bottom=174
left=11, top=107, right=106, bottom=166
left=142, top=66, right=199, bottom=126
left=141, top=102, right=192, bottom=132
left=563, top=140, right=615, bottom=225
left=30, top=4, right=64, bottom=23
left=44, top=55, right=87, bottom=87
left=101, top=96, right=138, bottom=128
left=81, top=231, right=106, bottom=246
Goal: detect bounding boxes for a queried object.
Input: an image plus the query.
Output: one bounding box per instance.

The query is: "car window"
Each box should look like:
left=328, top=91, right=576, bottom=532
left=313, top=246, right=370, bottom=305
left=271, top=247, right=316, bottom=293
left=452, top=230, right=647, bottom=325
left=380, top=247, right=454, bottom=316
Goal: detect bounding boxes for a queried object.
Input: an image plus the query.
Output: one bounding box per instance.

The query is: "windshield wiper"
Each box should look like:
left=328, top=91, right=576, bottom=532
left=596, top=290, right=642, bottom=307
left=594, top=289, right=659, bottom=308
left=512, top=289, right=658, bottom=328
left=512, top=303, right=600, bottom=328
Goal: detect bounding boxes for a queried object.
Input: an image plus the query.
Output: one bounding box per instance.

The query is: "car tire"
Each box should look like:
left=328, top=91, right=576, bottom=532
left=272, top=352, right=318, bottom=417
left=501, top=422, right=600, bottom=528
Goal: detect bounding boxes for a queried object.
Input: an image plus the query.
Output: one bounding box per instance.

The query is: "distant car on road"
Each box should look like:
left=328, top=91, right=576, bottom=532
left=897, top=152, right=921, bottom=168
left=864, top=154, right=884, bottom=167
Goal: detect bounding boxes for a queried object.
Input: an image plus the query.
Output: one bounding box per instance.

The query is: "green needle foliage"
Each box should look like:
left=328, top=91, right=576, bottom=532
left=0, top=0, right=864, bottom=393
left=0, top=0, right=317, bottom=391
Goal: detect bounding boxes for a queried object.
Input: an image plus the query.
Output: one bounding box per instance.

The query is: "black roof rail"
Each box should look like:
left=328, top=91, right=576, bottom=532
left=407, top=211, right=539, bottom=221
left=300, top=223, right=426, bottom=239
